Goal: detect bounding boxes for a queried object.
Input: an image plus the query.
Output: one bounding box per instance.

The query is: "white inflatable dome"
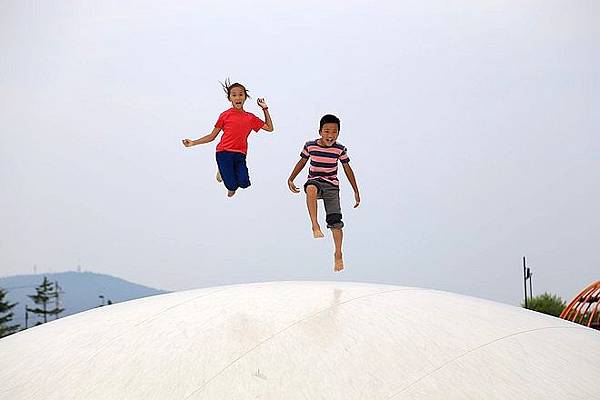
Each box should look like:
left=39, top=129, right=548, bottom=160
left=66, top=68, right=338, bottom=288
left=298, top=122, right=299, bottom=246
left=1, top=281, right=599, bottom=399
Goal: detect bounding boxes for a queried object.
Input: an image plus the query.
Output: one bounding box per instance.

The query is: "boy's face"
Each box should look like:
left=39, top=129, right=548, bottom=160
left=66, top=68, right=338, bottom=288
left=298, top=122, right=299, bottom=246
left=319, top=122, right=339, bottom=146
left=229, top=87, right=246, bottom=109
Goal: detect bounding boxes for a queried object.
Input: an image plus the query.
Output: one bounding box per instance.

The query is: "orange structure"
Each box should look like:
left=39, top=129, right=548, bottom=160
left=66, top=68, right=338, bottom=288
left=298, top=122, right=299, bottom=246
left=560, top=280, right=600, bottom=330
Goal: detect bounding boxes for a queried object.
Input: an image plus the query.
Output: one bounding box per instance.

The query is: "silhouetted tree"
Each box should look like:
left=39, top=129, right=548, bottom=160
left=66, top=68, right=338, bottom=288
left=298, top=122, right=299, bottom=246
left=521, top=292, right=566, bottom=317
left=0, top=287, right=19, bottom=337
left=28, top=277, right=64, bottom=324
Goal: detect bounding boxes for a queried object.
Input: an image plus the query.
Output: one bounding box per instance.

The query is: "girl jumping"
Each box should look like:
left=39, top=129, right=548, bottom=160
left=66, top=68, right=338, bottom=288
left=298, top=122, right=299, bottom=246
left=182, top=79, right=274, bottom=197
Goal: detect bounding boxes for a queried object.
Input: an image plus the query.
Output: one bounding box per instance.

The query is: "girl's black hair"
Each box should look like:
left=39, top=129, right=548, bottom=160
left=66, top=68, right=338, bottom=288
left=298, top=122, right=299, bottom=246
left=220, top=78, right=251, bottom=99
left=319, top=114, right=341, bottom=131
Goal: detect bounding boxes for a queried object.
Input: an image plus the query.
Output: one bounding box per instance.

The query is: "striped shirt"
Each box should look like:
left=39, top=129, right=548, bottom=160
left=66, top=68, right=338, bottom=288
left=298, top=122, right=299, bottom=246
left=300, top=139, right=350, bottom=186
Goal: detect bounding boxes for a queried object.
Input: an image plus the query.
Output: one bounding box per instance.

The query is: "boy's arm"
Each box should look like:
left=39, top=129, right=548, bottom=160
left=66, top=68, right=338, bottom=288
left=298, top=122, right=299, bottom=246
left=257, top=98, right=273, bottom=132
left=182, top=127, right=221, bottom=147
left=288, top=158, right=308, bottom=193
left=342, top=163, right=361, bottom=208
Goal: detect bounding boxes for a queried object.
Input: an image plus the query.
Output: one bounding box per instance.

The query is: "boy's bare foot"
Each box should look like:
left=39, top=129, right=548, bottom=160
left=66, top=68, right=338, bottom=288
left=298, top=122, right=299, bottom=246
left=334, top=252, right=344, bottom=272
left=216, top=170, right=223, bottom=182
left=312, top=225, right=324, bottom=239
left=227, top=190, right=236, bottom=197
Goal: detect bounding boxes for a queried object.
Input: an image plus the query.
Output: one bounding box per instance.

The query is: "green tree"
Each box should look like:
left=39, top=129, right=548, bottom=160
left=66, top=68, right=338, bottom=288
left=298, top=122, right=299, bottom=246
left=522, top=292, right=566, bottom=317
left=28, top=277, right=64, bottom=324
left=0, top=287, right=20, bottom=337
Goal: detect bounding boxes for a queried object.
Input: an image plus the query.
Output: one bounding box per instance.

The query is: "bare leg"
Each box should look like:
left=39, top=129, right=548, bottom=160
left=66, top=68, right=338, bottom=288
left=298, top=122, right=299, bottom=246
left=306, top=185, right=324, bottom=238
left=332, top=228, right=344, bottom=271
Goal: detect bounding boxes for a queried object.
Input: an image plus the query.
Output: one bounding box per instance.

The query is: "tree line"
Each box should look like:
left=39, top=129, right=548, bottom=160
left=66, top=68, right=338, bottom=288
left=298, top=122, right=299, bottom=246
left=0, top=276, right=64, bottom=338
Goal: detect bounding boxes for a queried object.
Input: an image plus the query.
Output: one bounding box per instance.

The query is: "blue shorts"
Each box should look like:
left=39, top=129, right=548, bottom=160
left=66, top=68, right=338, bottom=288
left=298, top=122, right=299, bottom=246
left=216, top=151, right=250, bottom=191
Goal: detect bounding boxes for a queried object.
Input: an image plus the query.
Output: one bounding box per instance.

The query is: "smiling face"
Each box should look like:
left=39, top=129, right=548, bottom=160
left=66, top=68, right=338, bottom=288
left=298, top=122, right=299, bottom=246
left=319, top=122, right=339, bottom=147
left=229, top=86, right=247, bottom=110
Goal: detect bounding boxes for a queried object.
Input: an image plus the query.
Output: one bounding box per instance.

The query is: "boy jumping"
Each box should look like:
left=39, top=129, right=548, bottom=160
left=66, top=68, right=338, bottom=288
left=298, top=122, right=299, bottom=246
left=287, top=114, right=360, bottom=272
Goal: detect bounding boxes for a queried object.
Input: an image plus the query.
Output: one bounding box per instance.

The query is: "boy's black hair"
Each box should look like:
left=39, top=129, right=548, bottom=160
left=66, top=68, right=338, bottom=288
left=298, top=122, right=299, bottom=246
left=319, top=114, right=340, bottom=131
left=220, top=78, right=251, bottom=99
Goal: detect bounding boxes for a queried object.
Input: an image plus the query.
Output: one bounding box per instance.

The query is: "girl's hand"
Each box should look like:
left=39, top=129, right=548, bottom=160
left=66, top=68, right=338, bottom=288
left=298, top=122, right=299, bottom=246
left=353, top=191, right=361, bottom=208
left=257, top=98, right=269, bottom=110
left=182, top=139, right=193, bottom=147
left=288, top=179, right=300, bottom=193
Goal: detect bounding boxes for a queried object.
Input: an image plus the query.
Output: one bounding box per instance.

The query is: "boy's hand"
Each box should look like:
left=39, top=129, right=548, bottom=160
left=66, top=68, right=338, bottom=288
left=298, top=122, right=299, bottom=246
left=182, top=139, right=193, bottom=147
left=257, top=98, right=269, bottom=110
left=353, top=191, right=361, bottom=208
left=288, top=179, right=300, bottom=193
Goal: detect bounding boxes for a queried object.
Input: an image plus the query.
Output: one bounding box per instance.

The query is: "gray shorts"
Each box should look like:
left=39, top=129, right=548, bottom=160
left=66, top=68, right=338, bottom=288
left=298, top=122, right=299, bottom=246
left=304, top=179, right=344, bottom=229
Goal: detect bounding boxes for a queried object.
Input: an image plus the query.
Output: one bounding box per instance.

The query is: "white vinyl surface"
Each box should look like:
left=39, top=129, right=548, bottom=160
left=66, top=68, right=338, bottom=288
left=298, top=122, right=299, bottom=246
left=1, top=281, right=599, bottom=399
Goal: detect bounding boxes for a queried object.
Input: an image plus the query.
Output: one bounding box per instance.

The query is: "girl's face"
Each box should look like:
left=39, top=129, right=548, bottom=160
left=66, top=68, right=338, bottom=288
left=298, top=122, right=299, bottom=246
left=229, top=87, right=247, bottom=110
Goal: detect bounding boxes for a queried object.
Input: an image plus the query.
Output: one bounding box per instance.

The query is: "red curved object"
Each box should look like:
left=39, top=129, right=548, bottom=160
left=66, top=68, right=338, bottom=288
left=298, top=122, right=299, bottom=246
left=560, top=280, right=600, bottom=330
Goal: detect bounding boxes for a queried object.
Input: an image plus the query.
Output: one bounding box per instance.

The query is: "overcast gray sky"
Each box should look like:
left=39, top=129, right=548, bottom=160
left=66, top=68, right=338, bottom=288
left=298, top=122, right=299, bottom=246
left=1, top=0, right=598, bottom=306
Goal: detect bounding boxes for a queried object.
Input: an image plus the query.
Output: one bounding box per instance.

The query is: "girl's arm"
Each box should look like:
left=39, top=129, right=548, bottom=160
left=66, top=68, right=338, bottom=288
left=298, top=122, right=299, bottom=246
left=288, top=158, right=308, bottom=193
left=182, top=127, right=221, bottom=147
left=257, top=98, right=274, bottom=132
left=342, top=163, right=361, bottom=208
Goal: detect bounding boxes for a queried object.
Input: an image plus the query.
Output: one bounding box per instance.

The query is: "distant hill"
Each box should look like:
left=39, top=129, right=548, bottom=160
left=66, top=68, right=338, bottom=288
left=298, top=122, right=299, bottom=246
left=0, top=271, right=168, bottom=329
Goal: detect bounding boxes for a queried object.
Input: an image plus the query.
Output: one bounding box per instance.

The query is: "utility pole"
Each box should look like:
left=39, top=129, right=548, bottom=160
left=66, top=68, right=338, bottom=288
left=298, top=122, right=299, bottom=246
left=523, top=257, right=528, bottom=308
left=523, top=256, right=533, bottom=308
left=529, top=269, right=533, bottom=302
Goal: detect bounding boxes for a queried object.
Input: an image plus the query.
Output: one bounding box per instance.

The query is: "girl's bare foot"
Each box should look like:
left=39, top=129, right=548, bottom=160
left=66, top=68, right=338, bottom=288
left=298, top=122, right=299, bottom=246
left=334, top=252, right=344, bottom=272
left=216, top=170, right=223, bottom=182
left=312, top=225, right=324, bottom=239
left=227, top=190, right=236, bottom=197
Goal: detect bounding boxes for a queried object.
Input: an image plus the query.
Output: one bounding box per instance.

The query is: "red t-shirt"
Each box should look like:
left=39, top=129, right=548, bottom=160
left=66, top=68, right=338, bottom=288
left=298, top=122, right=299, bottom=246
left=214, top=108, right=265, bottom=154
